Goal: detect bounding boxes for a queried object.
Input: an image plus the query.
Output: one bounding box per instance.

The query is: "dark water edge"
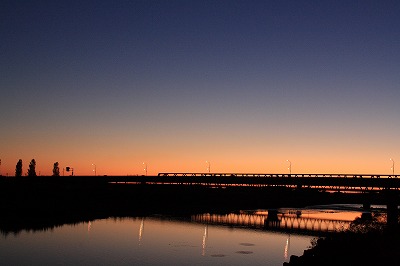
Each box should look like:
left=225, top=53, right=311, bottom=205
left=0, top=177, right=362, bottom=234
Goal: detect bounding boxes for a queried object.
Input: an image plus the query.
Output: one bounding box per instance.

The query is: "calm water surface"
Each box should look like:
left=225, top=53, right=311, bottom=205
left=1, top=205, right=375, bottom=266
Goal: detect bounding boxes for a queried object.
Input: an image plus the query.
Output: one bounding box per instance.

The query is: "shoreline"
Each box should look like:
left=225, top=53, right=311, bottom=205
left=0, top=176, right=361, bottom=233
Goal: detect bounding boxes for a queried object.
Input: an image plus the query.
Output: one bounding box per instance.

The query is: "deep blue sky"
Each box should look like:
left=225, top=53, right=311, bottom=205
left=1, top=0, right=400, bottom=175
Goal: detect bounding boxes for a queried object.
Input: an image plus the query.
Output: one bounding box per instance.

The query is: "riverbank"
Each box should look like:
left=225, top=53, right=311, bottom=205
left=0, top=175, right=361, bottom=234
left=0, top=176, right=364, bottom=212
left=284, top=213, right=400, bottom=265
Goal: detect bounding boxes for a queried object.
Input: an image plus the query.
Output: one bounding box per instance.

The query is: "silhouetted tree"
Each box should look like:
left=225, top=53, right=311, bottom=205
left=15, top=159, right=23, bottom=177
left=53, top=162, right=60, bottom=176
left=27, top=159, right=37, bottom=177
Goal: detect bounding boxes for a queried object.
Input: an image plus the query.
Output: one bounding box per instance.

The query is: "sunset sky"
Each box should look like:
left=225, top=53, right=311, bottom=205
left=1, top=0, right=399, bottom=176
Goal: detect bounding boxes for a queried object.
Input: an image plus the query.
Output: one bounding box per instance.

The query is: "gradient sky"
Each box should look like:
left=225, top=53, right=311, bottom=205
left=1, top=0, right=400, bottom=176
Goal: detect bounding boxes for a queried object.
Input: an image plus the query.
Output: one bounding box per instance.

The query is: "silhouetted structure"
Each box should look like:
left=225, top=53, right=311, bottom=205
left=66, top=166, right=74, bottom=176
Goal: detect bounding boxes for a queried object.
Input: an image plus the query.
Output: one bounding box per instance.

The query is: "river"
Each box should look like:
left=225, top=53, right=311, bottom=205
left=1, top=204, right=383, bottom=266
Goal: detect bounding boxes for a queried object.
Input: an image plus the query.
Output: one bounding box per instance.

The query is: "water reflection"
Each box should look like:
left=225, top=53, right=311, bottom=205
left=202, top=225, right=208, bottom=256
left=0, top=205, right=386, bottom=266
left=191, top=206, right=366, bottom=234
left=284, top=234, right=290, bottom=260
left=139, top=217, right=144, bottom=245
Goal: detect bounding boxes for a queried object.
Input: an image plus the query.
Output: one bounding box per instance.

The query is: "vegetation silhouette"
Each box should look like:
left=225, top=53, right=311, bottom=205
left=284, top=212, right=400, bottom=265
left=15, top=159, right=22, bottom=177
left=27, top=159, right=36, bottom=177
left=13, top=159, right=60, bottom=177
left=52, top=162, right=60, bottom=176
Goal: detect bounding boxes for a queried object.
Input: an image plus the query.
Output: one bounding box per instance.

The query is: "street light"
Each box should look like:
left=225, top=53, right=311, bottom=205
left=143, top=162, right=148, bottom=176
left=206, top=161, right=210, bottom=173
left=92, top=163, right=96, bottom=176
left=286, top=160, right=291, bottom=175
left=66, top=166, right=74, bottom=176
left=390, top=158, right=395, bottom=176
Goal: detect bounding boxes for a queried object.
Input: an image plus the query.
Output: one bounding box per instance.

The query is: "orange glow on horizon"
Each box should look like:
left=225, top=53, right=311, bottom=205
left=0, top=153, right=397, bottom=177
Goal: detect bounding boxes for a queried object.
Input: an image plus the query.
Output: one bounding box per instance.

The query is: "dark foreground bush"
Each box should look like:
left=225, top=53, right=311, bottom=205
left=284, top=213, right=400, bottom=265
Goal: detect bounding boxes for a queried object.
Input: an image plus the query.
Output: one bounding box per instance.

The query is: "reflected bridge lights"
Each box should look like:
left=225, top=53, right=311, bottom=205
left=202, top=225, right=208, bottom=256
left=284, top=234, right=290, bottom=260
left=139, top=218, right=144, bottom=245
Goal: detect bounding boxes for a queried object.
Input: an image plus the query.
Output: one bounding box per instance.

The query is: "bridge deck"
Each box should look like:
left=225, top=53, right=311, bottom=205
left=2, top=174, right=400, bottom=193
left=158, top=173, right=398, bottom=178
left=111, top=173, right=400, bottom=192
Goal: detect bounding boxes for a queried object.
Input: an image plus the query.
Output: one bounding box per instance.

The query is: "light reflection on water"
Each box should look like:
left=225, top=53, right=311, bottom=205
left=0, top=205, right=376, bottom=266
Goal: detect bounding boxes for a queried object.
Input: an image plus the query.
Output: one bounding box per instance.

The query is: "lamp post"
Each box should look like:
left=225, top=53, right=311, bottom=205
left=92, top=164, right=96, bottom=176
left=390, top=158, right=395, bottom=176
left=66, top=166, right=74, bottom=176
left=206, top=161, right=210, bottom=173
left=286, top=160, right=291, bottom=175
left=143, top=162, right=148, bottom=176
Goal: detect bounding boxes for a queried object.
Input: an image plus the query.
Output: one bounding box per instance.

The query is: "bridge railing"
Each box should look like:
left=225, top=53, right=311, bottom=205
left=157, top=173, right=399, bottom=178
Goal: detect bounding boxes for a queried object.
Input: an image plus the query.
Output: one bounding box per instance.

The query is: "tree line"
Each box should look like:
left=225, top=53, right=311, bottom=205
left=14, top=159, right=60, bottom=177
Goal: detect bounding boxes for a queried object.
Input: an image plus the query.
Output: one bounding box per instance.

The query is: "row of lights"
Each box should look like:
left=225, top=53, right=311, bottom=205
left=88, top=159, right=395, bottom=176
left=286, top=159, right=395, bottom=175
left=0, top=158, right=394, bottom=176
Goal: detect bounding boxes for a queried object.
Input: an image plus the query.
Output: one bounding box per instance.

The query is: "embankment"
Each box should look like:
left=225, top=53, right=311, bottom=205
left=0, top=175, right=369, bottom=233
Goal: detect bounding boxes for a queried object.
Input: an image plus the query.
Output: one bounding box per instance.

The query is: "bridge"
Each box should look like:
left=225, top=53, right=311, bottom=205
left=108, top=173, right=400, bottom=192
left=190, top=210, right=356, bottom=235
left=108, top=173, right=400, bottom=227
left=2, top=173, right=399, bottom=227
left=4, top=173, right=400, bottom=196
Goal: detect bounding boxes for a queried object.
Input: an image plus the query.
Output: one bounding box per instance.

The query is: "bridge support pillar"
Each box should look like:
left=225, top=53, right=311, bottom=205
left=361, top=212, right=372, bottom=221
left=264, top=209, right=280, bottom=229
left=387, top=202, right=398, bottom=230
left=383, top=190, right=399, bottom=231
left=360, top=198, right=373, bottom=220
left=267, top=209, right=279, bottom=221
left=362, top=202, right=371, bottom=210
